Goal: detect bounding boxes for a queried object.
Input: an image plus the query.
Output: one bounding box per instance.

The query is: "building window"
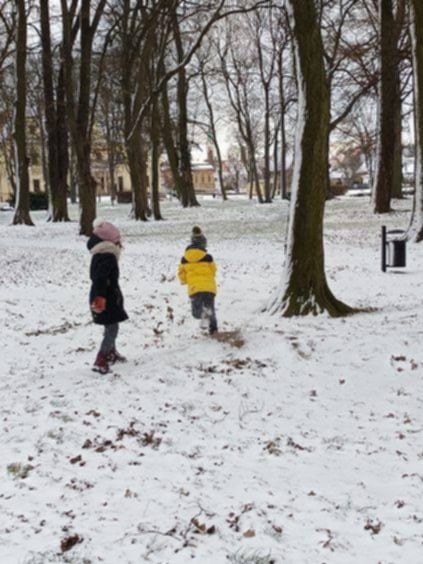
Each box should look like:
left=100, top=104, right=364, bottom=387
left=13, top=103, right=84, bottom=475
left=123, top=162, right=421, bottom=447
left=118, top=176, right=124, bottom=192
left=33, top=179, right=41, bottom=193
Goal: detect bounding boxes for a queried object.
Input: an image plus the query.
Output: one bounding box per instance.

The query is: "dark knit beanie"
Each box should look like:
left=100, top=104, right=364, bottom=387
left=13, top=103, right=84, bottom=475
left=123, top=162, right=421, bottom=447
left=191, top=225, right=207, bottom=248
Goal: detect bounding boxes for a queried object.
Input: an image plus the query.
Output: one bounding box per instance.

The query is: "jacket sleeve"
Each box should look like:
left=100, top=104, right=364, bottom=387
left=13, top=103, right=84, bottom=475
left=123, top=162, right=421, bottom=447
left=210, top=261, right=216, bottom=278
left=178, top=261, right=187, bottom=285
left=92, top=255, right=115, bottom=298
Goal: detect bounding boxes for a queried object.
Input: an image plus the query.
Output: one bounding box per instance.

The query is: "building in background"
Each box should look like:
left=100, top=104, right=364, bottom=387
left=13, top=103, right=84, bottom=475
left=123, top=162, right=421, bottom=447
left=161, top=161, right=216, bottom=196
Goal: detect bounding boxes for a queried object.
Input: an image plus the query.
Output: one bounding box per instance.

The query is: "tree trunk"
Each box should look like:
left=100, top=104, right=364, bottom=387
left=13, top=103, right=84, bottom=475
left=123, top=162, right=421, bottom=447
left=409, top=0, right=423, bottom=241
left=40, top=0, right=69, bottom=222
left=151, top=100, right=163, bottom=220
left=278, top=51, right=288, bottom=199
left=173, top=13, right=199, bottom=208
left=392, top=79, right=403, bottom=199
left=12, top=0, right=33, bottom=226
left=281, top=113, right=288, bottom=199
left=249, top=140, right=263, bottom=203
left=159, top=70, right=187, bottom=203
left=263, top=87, right=272, bottom=202
left=373, top=0, right=397, bottom=213
left=77, top=143, right=97, bottom=234
left=268, top=0, right=352, bottom=317
left=127, top=129, right=149, bottom=221
left=272, top=125, right=279, bottom=198
left=38, top=111, right=50, bottom=213
left=61, top=0, right=106, bottom=234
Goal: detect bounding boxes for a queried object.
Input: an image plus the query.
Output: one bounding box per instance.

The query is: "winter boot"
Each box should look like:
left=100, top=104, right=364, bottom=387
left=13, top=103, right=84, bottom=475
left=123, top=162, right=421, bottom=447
left=92, top=352, right=110, bottom=374
left=107, top=348, right=127, bottom=365
left=209, top=320, right=218, bottom=335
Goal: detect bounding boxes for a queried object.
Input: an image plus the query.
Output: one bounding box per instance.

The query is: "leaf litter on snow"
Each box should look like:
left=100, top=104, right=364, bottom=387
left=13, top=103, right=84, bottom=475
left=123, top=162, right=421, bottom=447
left=1, top=197, right=423, bottom=562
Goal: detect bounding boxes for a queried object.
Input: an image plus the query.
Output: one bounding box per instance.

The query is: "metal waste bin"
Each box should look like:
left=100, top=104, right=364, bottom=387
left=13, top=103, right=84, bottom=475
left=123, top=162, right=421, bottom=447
left=382, top=226, right=407, bottom=272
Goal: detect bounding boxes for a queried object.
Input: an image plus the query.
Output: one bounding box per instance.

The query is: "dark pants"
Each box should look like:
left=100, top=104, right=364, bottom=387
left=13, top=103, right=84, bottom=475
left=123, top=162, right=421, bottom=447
left=99, top=323, right=119, bottom=355
left=190, top=292, right=218, bottom=333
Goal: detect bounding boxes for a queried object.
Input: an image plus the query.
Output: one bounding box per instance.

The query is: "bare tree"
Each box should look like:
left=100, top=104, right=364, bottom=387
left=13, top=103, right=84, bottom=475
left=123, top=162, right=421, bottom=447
left=268, top=0, right=352, bottom=317
left=0, top=0, right=15, bottom=76
left=61, top=0, right=107, bottom=235
left=40, top=0, right=70, bottom=222
left=12, top=0, right=33, bottom=226
left=97, top=53, right=124, bottom=205
left=408, top=0, right=423, bottom=241
left=196, top=50, right=227, bottom=200
left=217, top=29, right=264, bottom=202
left=373, top=0, right=397, bottom=213
left=0, top=70, right=17, bottom=197
left=251, top=6, right=278, bottom=203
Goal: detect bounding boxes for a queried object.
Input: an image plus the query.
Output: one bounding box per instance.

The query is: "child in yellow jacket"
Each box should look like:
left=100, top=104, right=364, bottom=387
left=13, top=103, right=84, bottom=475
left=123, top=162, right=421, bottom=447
left=178, top=226, right=218, bottom=334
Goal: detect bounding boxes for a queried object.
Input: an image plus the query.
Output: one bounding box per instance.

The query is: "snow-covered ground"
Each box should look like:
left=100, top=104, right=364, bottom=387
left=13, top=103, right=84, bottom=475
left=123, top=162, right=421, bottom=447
left=1, top=196, right=423, bottom=564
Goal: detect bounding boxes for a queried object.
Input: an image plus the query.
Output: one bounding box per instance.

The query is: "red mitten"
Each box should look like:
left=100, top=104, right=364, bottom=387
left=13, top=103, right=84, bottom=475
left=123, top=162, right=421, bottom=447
left=91, top=296, right=106, bottom=313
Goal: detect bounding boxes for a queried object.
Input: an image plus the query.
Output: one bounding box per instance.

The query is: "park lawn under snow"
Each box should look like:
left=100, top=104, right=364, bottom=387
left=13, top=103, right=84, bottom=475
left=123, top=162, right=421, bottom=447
left=1, top=195, right=423, bottom=564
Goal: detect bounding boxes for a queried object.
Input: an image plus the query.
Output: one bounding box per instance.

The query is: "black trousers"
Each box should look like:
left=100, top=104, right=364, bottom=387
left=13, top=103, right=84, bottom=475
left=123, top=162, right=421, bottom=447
left=190, top=292, right=218, bottom=333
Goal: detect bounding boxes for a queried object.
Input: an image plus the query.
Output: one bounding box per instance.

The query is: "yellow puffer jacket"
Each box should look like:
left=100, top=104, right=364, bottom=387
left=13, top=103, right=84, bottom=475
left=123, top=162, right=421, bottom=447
left=178, top=246, right=217, bottom=296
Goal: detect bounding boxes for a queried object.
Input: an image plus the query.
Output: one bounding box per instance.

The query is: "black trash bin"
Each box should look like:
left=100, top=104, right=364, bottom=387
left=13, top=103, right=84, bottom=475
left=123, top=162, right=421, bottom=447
left=381, top=226, right=407, bottom=271
left=388, top=239, right=406, bottom=267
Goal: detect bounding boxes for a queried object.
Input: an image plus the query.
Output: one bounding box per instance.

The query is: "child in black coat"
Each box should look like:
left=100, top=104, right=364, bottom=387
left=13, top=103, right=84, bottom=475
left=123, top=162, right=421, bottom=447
left=87, top=220, right=128, bottom=374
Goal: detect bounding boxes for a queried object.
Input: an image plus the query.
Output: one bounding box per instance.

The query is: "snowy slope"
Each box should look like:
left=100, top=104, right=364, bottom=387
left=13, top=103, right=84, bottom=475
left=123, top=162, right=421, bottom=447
left=1, top=196, right=423, bottom=564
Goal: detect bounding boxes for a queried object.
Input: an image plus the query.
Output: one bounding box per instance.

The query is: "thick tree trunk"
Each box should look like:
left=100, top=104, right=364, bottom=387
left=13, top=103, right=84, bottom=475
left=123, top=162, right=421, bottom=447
left=268, top=0, right=352, bottom=317
left=373, top=0, right=397, bottom=213
left=409, top=0, right=423, bottom=241
left=12, top=0, right=33, bottom=226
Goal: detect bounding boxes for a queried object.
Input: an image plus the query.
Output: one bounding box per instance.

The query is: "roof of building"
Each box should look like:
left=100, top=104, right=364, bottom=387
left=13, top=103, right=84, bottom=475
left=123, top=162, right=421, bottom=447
left=191, top=163, right=215, bottom=171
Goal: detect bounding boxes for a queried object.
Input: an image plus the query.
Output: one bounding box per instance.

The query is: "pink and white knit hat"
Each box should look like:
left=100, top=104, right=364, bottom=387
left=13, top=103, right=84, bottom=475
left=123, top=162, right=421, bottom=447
left=93, top=219, right=121, bottom=244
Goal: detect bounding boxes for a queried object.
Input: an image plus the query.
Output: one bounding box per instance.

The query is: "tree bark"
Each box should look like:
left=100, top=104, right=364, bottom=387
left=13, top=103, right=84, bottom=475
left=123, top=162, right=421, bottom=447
left=173, top=11, right=199, bottom=208
left=392, top=73, right=403, bottom=199
left=61, top=0, right=106, bottom=234
left=151, top=99, right=163, bottom=220
left=40, top=0, right=69, bottom=222
left=159, top=59, right=187, bottom=203
left=409, top=0, right=423, bottom=241
left=263, top=86, right=272, bottom=202
left=373, top=0, right=397, bottom=213
left=12, top=0, right=33, bottom=226
left=268, top=0, right=352, bottom=317
left=127, top=128, right=149, bottom=221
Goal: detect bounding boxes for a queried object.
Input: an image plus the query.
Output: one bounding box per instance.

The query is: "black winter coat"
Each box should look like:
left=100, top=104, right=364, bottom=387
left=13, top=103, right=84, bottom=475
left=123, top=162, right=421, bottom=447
left=87, top=235, right=128, bottom=325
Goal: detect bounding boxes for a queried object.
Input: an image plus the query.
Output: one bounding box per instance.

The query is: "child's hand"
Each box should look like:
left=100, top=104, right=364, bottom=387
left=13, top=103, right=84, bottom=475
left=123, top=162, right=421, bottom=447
left=91, top=297, right=106, bottom=313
